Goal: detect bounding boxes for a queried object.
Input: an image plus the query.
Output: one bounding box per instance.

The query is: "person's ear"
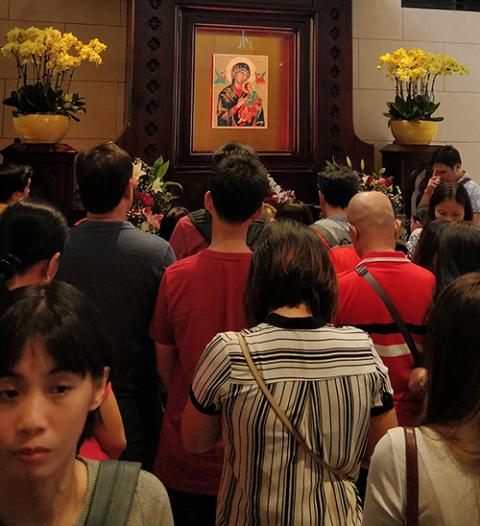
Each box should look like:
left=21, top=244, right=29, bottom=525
left=394, top=218, right=401, bottom=238
left=249, top=204, right=264, bottom=222
left=348, top=223, right=358, bottom=243
left=125, top=176, right=135, bottom=199
left=319, top=192, right=326, bottom=209
left=90, top=367, right=109, bottom=411
left=204, top=191, right=214, bottom=214
left=43, top=252, right=61, bottom=284
left=454, top=163, right=463, bottom=176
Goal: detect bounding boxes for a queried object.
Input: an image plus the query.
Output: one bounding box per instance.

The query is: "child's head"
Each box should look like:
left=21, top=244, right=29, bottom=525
left=243, top=82, right=252, bottom=93
left=0, top=199, right=68, bottom=290
left=0, top=164, right=32, bottom=204
left=0, top=282, right=112, bottom=479
left=428, top=182, right=473, bottom=223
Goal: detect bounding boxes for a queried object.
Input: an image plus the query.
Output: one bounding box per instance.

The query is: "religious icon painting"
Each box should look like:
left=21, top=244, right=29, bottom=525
left=212, top=54, right=268, bottom=129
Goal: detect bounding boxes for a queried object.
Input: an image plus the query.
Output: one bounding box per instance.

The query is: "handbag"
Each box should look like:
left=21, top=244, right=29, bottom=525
left=404, top=427, right=419, bottom=526
left=235, top=331, right=353, bottom=481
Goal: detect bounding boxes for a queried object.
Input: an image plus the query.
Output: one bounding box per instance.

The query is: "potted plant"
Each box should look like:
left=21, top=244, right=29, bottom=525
left=377, top=48, right=468, bottom=145
left=1, top=26, right=107, bottom=143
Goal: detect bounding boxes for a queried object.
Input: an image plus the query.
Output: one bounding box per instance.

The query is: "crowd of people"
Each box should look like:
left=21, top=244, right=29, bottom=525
left=0, top=142, right=479, bottom=525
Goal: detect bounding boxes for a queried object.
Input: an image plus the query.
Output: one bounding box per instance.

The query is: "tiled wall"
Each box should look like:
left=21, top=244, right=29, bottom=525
left=353, top=0, right=480, bottom=179
left=0, top=0, right=127, bottom=156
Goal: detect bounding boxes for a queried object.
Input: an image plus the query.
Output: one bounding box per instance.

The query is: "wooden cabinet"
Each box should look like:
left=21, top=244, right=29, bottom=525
left=381, top=144, right=439, bottom=218
left=1, top=142, right=78, bottom=224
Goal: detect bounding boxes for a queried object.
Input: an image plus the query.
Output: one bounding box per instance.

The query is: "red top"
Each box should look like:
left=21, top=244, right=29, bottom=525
left=149, top=249, right=252, bottom=494
left=169, top=215, right=209, bottom=260
left=328, top=245, right=360, bottom=277
left=335, top=251, right=435, bottom=426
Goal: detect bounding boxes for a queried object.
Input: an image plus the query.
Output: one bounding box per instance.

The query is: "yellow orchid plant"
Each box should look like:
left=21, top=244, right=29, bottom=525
left=378, top=48, right=469, bottom=121
left=1, top=26, right=107, bottom=120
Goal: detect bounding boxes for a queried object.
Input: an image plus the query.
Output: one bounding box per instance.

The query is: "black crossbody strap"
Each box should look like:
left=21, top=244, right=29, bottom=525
left=355, top=265, right=421, bottom=366
left=85, top=460, right=141, bottom=526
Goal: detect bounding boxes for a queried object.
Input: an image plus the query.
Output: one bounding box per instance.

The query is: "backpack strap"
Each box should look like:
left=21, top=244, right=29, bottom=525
left=188, top=209, right=212, bottom=243
left=355, top=265, right=422, bottom=366
left=85, top=460, right=141, bottom=526
left=459, top=177, right=471, bottom=185
left=189, top=208, right=269, bottom=249
left=404, top=427, right=419, bottom=526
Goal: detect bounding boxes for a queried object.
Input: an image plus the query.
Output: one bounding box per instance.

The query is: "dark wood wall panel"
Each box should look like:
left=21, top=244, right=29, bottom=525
left=118, top=0, right=373, bottom=210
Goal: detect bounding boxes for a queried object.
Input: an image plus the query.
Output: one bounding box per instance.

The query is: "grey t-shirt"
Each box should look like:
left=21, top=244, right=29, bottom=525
left=57, top=220, right=175, bottom=396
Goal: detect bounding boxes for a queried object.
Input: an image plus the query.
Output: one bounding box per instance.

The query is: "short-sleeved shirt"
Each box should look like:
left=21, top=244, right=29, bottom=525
left=191, top=313, right=394, bottom=525
left=149, top=249, right=252, bottom=494
left=336, top=251, right=435, bottom=425
left=458, top=172, right=480, bottom=213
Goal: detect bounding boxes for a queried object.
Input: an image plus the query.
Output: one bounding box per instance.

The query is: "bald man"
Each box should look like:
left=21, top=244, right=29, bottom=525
left=335, top=192, right=435, bottom=426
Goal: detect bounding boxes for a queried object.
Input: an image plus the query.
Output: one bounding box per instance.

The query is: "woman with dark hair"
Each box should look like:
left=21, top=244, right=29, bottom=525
left=274, top=198, right=314, bottom=225
left=435, top=221, right=480, bottom=295
left=0, top=199, right=68, bottom=290
left=427, top=181, right=473, bottom=223
left=364, top=273, right=480, bottom=525
left=412, top=219, right=449, bottom=273
left=0, top=282, right=173, bottom=525
left=181, top=221, right=397, bottom=525
left=0, top=199, right=125, bottom=461
left=408, top=182, right=472, bottom=257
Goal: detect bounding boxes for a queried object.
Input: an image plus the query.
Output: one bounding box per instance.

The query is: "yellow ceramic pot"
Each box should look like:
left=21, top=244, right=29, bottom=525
left=13, top=114, right=70, bottom=144
left=389, top=119, right=438, bottom=145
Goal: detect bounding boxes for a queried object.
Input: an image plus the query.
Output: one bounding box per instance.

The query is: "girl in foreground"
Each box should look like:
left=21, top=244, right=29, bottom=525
left=0, top=282, right=173, bottom=525
left=182, top=221, right=397, bottom=525
left=363, top=273, right=480, bottom=525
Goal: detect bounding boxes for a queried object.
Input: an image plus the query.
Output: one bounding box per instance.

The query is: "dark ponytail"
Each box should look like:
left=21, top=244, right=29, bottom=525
left=0, top=199, right=68, bottom=289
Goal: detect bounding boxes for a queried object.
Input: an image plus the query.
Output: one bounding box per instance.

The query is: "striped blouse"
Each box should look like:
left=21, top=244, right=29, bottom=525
left=190, top=313, right=394, bottom=526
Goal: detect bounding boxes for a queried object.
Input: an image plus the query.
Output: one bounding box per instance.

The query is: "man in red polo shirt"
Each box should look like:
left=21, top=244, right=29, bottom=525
left=336, top=191, right=435, bottom=426
left=149, top=151, right=269, bottom=526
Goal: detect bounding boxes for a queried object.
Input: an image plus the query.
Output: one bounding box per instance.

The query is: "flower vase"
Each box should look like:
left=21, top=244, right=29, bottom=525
left=389, top=119, right=438, bottom=145
left=13, top=114, right=70, bottom=144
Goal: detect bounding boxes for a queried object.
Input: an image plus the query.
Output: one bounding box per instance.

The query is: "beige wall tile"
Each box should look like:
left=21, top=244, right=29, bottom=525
left=352, top=0, right=402, bottom=40
left=359, top=39, right=445, bottom=90
left=435, top=92, right=480, bottom=143
left=444, top=44, right=480, bottom=93
left=64, top=138, right=113, bottom=153
left=404, top=7, right=480, bottom=44
left=454, top=143, right=480, bottom=183
left=115, top=82, right=126, bottom=138
left=66, top=81, right=118, bottom=139
left=121, top=0, right=128, bottom=27
left=353, top=88, right=394, bottom=142
left=10, top=0, right=121, bottom=26
left=0, top=0, right=8, bottom=19
left=352, top=38, right=359, bottom=89
left=64, top=24, right=126, bottom=82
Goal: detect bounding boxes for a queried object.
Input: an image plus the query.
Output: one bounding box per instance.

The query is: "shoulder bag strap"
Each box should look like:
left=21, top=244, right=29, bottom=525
left=85, top=460, right=141, bottom=526
left=355, top=265, right=421, bottom=366
left=235, top=331, right=353, bottom=481
left=188, top=209, right=212, bottom=243
left=459, top=177, right=471, bottom=185
left=404, top=427, right=419, bottom=526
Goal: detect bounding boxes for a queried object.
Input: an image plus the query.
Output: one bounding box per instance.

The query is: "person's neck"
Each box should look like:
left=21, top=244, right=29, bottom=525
left=358, top=242, right=396, bottom=258
left=86, top=208, right=126, bottom=222
left=321, top=203, right=347, bottom=220
left=0, top=458, right=86, bottom=526
left=272, top=304, right=312, bottom=318
left=208, top=220, right=251, bottom=253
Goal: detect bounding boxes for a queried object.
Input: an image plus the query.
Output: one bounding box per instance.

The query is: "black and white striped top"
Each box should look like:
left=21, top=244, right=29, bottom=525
left=191, top=313, right=394, bottom=526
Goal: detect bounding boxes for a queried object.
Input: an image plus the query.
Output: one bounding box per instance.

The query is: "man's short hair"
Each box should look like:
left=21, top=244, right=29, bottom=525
left=317, top=165, right=359, bottom=209
left=431, top=145, right=462, bottom=168
left=212, top=141, right=259, bottom=166
left=210, top=154, right=269, bottom=223
left=76, top=143, right=132, bottom=214
left=0, top=164, right=32, bottom=203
